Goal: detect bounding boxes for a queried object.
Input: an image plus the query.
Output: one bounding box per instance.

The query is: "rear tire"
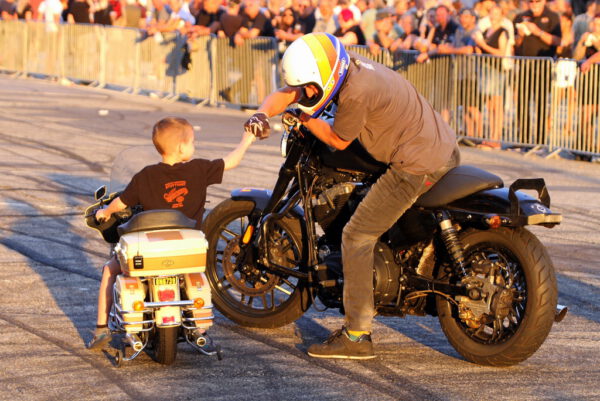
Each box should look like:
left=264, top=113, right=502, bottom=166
left=153, top=326, right=178, bottom=365
left=437, top=227, right=557, bottom=366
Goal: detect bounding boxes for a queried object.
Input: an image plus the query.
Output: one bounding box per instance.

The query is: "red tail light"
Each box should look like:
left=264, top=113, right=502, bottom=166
left=162, top=316, right=175, bottom=324
left=158, top=289, right=175, bottom=302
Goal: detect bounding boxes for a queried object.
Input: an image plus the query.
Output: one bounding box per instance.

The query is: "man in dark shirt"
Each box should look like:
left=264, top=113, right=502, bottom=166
left=236, top=0, right=274, bottom=43
left=191, top=0, right=224, bottom=36
left=513, top=0, right=561, bottom=145
left=87, top=117, right=255, bottom=350
left=432, top=4, right=459, bottom=47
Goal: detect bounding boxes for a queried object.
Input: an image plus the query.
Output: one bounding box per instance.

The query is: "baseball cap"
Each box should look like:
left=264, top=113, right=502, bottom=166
left=340, top=8, right=354, bottom=22
left=376, top=8, right=393, bottom=20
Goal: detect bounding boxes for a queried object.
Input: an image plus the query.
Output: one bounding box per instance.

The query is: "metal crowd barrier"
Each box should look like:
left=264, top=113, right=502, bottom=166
left=0, top=20, right=598, bottom=157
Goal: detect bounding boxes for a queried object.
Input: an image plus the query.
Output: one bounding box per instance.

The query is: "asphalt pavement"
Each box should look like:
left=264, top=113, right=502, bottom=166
left=0, top=75, right=599, bottom=401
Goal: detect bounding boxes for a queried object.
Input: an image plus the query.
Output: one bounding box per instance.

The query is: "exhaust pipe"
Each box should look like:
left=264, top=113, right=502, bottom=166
left=555, top=304, right=568, bottom=323
left=191, top=330, right=207, bottom=347
left=125, top=333, right=144, bottom=352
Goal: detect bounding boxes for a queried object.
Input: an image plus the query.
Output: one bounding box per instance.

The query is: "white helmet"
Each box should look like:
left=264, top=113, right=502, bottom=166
left=281, top=33, right=350, bottom=118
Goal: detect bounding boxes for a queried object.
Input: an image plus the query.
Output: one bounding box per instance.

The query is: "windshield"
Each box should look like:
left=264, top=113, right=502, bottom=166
left=109, top=145, right=162, bottom=194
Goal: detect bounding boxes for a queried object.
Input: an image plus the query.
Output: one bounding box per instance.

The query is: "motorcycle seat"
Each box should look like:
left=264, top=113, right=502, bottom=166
left=415, top=165, right=503, bottom=208
left=117, top=209, right=197, bottom=236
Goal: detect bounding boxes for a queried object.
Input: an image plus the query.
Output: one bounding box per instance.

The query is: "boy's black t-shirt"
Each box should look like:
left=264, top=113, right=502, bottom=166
left=119, top=158, right=225, bottom=228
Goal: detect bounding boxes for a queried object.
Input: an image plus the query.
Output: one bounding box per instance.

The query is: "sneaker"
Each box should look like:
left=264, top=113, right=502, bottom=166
left=86, top=328, right=112, bottom=350
left=307, top=327, right=375, bottom=360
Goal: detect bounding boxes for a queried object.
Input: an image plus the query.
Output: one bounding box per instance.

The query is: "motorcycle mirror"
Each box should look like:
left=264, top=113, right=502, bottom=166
left=94, top=185, right=107, bottom=201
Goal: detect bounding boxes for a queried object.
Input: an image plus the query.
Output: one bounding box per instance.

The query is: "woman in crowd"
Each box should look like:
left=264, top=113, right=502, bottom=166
left=274, top=7, right=302, bottom=52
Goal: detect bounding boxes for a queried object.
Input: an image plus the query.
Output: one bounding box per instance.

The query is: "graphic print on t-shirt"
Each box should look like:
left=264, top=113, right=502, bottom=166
left=163, top=180, right=189, bottom=208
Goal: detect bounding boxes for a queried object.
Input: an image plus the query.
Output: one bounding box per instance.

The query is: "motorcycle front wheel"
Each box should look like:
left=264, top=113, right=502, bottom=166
left=203, top=199, right=311, bottom=328
left=152, top=326, right=178, bottom=365
left=436, top=227, right=558, bottom=366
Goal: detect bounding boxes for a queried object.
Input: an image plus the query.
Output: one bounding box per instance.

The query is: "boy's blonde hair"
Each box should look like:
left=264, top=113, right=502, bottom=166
left=152, top=117, right=193, bottom=155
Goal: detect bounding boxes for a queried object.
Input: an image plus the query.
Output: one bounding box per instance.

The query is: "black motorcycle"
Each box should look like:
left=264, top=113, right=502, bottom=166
left=203, top=112, right=567, bottom=366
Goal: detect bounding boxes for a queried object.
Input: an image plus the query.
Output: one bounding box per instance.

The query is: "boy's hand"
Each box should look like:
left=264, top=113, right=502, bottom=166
left=95, top=208, right=110, bottom=223
left=244, top=112, right=270, bottom=140
left=242, top=130, right=257, bottom=143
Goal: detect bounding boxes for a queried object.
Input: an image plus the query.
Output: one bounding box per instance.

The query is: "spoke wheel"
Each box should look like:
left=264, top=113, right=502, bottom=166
left=203, top=199, right=311, bottom=328
left=437, top=227, right=557, bottom=366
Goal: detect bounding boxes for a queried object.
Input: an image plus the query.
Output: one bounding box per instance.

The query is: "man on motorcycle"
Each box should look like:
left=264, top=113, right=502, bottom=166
left=87, top=117, right=255, bottom=349
left=244, top=32, right=460, bottom=359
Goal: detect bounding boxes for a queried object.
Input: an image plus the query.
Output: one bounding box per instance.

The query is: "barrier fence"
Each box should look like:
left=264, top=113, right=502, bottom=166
left=0, top=20, right=598, bottom=157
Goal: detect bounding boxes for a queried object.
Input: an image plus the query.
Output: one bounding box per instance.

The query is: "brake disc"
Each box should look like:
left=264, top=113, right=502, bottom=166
left=221, top=236, right=279, bottom=295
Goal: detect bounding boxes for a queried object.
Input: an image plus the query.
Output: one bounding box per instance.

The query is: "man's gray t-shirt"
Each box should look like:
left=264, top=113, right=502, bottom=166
left=333, top=51, right=456, bottom=175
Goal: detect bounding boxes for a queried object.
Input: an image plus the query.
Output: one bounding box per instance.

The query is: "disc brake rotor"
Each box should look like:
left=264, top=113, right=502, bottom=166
left=221, top=235, right=279, bottom=295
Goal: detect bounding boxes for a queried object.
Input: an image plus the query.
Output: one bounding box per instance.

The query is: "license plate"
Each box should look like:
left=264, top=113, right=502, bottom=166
left=154, top=277, right=177, bottom=286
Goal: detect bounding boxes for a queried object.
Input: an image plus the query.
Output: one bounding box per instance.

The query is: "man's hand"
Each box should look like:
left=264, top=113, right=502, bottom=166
left=244, top=112, right=271, bottom=140
left=282, top=108, right=309, bottom=128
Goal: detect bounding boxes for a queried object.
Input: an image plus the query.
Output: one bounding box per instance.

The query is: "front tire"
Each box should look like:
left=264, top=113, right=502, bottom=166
left=203, top=199, right=311, bottom=328
left=153, top=326, right=178, bottom=365
left=437, top=227, right=558, bottom=366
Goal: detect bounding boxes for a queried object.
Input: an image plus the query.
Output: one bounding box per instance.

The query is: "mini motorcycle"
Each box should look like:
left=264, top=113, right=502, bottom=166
left=85, top=146, right=222, bottom=366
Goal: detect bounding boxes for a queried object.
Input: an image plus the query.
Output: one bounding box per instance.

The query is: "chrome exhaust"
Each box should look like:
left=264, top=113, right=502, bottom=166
left=555, top=304, right=568, bottom=323
left=125, top=333, right=143, bottom=352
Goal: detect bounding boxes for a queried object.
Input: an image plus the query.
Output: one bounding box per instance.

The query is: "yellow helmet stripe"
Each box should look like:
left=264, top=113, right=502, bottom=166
left=302, top=33, right=335, bottom=85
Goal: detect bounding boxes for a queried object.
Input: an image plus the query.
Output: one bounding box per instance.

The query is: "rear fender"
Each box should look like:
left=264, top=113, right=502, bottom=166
left=447, top=179, right=562, bottom=228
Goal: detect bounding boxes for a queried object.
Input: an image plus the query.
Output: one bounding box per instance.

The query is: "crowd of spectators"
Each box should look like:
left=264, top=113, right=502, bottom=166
left=1, top=0, right=598, bottom=66
left=1, top=0, right=598, bottom=146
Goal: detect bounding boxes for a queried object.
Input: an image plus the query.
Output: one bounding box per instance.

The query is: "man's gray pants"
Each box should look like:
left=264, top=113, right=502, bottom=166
left=342, top=147, right=460, bottom=332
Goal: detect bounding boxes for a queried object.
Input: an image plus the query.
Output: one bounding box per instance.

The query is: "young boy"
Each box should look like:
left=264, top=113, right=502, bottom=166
left=87, top=116, right=256, bottom=349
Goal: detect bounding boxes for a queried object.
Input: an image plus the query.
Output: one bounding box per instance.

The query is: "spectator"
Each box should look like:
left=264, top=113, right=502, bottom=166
left=265, top=0, right=284, bottom=25
left=275, top=7, right=302, bottom=51
left=477, top=0, right=515, bottom=56
left=314, top=0, right=338, bottom=34
left=121, top=0, right=147, bottom=28
left=368, top=7, right=403, bottom=54
left=108, top=0, right=120, bottom=22
left=146, top=0, right=170, bottom=34
left=188, top=0, right=201, bottom=16
left=360, top=0, right=384, bottom=40
left=445, top=8, right=482, bottom=138
left=66, top=0, right=91, bottom=23
left=334, top=7, right=367, bottom=44
left=576, top=14, right=599, bottom=151
left=1, top=0, right=18, bottom=19
left=431, top=4, right=459, bottom=46
left=573, top=0, right=595, bottom=48
left=416, top=4, right=458, bottom=61
left=190, top=0, right=223, bottom=36
left=556, top=9, right=573, bottom=57
left=91, top=0, right=114, bottom=25
left=235, top=0, right=274, bottom=46
left=574, top=12, right=600, bottom=61
left=514, top=0, right=561, bottom=56
left=218, top=0, right=242, bottom=40
left=38, top=0, right=63, bottom=31
left=334, top=0, right=361, bottom=22
left=292, top=0, right=316, bottom=34
left=513, top=0, right=561, bottom=144
left=396, top=11, right=419, bottom=49
left=473, top=4, right=508, bottom=147
left=17, top=0, right=33, bottom=19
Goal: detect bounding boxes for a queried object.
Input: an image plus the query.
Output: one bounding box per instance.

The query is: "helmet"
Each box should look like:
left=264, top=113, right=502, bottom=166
left=281, top=33, right=350, bottom=118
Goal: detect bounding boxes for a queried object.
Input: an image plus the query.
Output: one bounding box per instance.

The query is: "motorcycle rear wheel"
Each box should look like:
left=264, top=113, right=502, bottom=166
left=203, top=199, right=311, bottom=328
left=153, top=326, right=178, bottom=365
left=436, top=227, right=557, bottom=366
